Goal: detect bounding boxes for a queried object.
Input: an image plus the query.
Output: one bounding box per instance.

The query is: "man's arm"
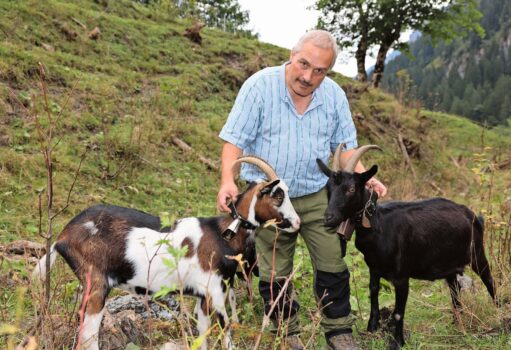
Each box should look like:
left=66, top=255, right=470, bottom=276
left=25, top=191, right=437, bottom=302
left=340, top=148, right=388, bottom=198
left=217, top=142, right=243, bottom=212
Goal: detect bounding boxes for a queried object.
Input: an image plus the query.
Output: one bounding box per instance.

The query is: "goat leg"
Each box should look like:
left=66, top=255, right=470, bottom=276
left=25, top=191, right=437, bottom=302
left=389, top=278, right=409, bottom=350
left=446, top=274, right=462, bottom=309
left=367, top=270, right=381, bottom=332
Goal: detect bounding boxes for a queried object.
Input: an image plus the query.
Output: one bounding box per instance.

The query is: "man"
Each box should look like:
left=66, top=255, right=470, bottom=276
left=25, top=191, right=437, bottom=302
left=217, top=30, right=387, bottom=350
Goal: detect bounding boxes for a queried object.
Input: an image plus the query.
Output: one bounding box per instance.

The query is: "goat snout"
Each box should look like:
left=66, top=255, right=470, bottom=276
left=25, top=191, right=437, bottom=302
left=279, top=217, right=301, bottom=232
left=324, top=213, right=340, bottom=228
left=293, top=217, right=301, bottom=231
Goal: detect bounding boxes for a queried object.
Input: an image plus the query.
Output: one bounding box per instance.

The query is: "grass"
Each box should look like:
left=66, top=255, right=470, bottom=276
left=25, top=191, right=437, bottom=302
left=1, top=0, right=511, bottom=349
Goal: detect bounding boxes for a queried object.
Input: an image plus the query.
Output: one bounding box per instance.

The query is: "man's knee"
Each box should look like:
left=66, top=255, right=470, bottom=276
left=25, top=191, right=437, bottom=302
left=315, top=269, right=351, bottom=319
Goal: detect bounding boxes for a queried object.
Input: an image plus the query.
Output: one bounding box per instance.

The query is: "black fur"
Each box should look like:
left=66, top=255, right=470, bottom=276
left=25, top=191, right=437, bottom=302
left=317, top=160, right=497, bottom=350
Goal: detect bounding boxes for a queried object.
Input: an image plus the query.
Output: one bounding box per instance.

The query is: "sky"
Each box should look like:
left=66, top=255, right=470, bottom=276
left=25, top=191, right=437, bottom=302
left=237, top=0, right=372, bottom=77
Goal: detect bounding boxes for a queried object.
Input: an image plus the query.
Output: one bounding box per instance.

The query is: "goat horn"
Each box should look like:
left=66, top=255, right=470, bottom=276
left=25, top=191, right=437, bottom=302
left=343, top=145, right=383, bottom=173
left=332, top=143, right=346, bottom=172
left=232, top=155, right=278, bottom=181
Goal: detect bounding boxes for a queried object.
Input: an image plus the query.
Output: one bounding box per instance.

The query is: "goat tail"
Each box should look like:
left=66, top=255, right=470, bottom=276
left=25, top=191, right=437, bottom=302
left=477, top=215, right=485, bottom=229
left=476, top=214, right=485, bottom=236
left=32, top=243, right=57, bottom=282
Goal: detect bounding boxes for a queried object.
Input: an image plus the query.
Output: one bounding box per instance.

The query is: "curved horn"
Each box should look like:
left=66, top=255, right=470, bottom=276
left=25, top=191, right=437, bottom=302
left=343, top=145, right=383, bottom=173
left=332, top=143, right=345, bottom=171
left=232, top=155, right=278, bottom=181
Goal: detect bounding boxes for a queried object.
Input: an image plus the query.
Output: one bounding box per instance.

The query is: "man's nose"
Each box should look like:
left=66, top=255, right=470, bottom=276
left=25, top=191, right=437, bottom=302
left=302, top=69, right=313, bottom=83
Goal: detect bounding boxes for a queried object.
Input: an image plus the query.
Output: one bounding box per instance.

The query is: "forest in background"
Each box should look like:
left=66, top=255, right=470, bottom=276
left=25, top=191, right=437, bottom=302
left=382, top=0, right=511, bottom=126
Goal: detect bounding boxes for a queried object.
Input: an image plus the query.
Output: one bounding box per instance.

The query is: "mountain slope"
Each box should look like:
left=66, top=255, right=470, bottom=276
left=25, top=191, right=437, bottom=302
left=382, top=0, right=511, bottom=126
left=0, top=1, right=510, bottom=349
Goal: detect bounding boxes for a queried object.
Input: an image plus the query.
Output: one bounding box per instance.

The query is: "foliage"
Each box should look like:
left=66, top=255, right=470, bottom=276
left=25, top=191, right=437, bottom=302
left=315, top=0, right=484, bottom=86
left=383, top=0, right=511, bottom=126
left=172, top=0, right=252, bottom=35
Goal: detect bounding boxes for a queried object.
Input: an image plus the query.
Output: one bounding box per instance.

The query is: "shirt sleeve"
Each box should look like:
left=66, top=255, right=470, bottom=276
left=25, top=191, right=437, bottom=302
left=330, top=85, right=358, bottom=153
left=219, top=77, right=262, bottom=150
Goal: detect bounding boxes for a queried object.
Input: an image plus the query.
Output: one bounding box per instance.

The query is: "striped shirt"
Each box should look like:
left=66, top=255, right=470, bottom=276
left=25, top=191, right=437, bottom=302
left=219, top=62, right=358, bottom=198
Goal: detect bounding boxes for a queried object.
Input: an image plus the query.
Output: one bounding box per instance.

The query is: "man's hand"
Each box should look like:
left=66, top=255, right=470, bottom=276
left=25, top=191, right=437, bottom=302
left=217, top=181, right=239, bottom=213
left=367, top=178, right=387, bottom=198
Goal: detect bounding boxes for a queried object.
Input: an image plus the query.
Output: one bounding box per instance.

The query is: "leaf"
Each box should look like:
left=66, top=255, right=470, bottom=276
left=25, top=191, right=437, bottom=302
left=0, top=323, right=18, bottom=335
left=125, top=343, right=141, bottom=350
left=191, top=334, right=207, bottom=350
left=154, top=285, right=177, bottom=299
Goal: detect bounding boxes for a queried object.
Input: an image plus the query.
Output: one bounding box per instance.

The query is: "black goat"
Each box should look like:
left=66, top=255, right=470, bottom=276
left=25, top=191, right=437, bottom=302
left=317, top=145, right=497, bottom=350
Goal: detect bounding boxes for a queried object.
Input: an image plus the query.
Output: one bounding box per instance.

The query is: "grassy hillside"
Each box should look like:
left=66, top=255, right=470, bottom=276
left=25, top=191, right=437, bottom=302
left=1, top=1, right=510, bottom=349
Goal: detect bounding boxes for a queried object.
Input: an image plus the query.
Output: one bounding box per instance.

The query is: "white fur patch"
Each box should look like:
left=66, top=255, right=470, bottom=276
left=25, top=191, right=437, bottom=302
left=246, top=194, right=258, bottom=227
left=121, top=218, right=233, bottom=347
left=32, top=244, right=57, bottom=282
left=123, top=218, right=221, bottom=295
left=275, top=182, right=300, bottom=232
left=394, top=313, right=402, bottom=321
left=84, top=221, right=99, bottom=235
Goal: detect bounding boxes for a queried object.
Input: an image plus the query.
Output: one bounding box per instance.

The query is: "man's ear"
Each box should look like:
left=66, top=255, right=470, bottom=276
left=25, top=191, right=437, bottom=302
left=316, top=159, right=332, bottom=177
left=359, top=165, right=378, bottom=184
left=260, top=179, right=280, bottom=195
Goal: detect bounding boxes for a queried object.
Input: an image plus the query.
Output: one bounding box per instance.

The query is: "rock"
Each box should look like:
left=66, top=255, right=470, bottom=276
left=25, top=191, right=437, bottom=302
left=100, top=310, right=146, bottom=349
left=98, top=294, right=180, bottom=349
left=184, top=22, right=205, bottom=45
left=2, top=240, right=46, bottom=257
left=457, top=274, right=474, bottom=291
left=105, top=294, right=179, bottom=321
left=42, top=43, right=54, bottom=52
left=15, top=336, right=38, bottom=350
left=89, top=27, right=100, bottom=40
left=160, top=340, right=186, bottom=350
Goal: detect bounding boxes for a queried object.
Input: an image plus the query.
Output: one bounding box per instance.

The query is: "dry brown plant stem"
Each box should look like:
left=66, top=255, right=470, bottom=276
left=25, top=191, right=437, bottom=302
left=32, top=62, right=55, bottom=307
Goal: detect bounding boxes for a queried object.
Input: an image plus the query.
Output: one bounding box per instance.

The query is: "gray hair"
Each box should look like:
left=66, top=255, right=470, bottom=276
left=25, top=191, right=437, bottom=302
left=291, top=30, right=338, bottom=70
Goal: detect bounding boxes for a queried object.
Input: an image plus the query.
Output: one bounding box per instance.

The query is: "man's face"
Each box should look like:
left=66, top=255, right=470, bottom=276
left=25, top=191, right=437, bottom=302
left=286, top=41, right=333, bottom=98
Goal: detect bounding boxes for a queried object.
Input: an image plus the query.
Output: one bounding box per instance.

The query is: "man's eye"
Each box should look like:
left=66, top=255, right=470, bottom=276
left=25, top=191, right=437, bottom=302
left=313, top=68, right=326, bottom=76
left=299, top=60, right=309, bottom=69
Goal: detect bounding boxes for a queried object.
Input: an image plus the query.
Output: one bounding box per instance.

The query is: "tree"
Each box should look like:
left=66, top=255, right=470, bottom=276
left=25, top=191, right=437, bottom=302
left=195, top=0, right=250, bottom=33
left=174, top=0, right=250, bottom=34
left=315, top=0, right=378, bottom=82
left=315, top=0, right=484, bottom=87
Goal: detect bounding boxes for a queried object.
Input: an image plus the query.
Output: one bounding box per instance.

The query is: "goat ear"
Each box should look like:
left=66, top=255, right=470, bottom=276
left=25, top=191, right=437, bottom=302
left=260, top=179, right=280, bottom=195
left=316, top=159, right=332, bottom=177
left=359, top=165, right=378, bottom=184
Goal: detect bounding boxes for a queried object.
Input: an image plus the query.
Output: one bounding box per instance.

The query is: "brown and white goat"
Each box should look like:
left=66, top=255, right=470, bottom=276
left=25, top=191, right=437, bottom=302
left=32, top=156, right=300, bottom=350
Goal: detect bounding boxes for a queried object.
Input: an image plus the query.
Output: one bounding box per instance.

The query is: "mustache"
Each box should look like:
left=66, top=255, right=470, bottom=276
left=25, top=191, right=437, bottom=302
left=297, top=78, right=312, bottom=87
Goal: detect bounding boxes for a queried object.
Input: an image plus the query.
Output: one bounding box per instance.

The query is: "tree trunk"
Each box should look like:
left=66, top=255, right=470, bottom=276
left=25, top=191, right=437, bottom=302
left=355, top=4, right=369, bottom=82
left=372, top=43, right=390, bottom=88
left=355, top=34, right=368, bottom=82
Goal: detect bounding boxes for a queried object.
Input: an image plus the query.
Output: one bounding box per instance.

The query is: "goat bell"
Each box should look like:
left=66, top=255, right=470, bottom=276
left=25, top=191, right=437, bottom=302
left=222, top=218, right=241, bottom=241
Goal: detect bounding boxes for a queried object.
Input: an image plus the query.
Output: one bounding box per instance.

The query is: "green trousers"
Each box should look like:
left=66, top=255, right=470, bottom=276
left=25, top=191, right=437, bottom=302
left=256, top=188, right=356, bottom=335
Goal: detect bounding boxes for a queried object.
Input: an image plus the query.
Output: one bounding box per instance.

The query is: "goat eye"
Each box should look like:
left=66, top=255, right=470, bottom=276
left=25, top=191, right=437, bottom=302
left=272, top=188, right=285, bottom=205
left=347, top=187, right=355, bottom=193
